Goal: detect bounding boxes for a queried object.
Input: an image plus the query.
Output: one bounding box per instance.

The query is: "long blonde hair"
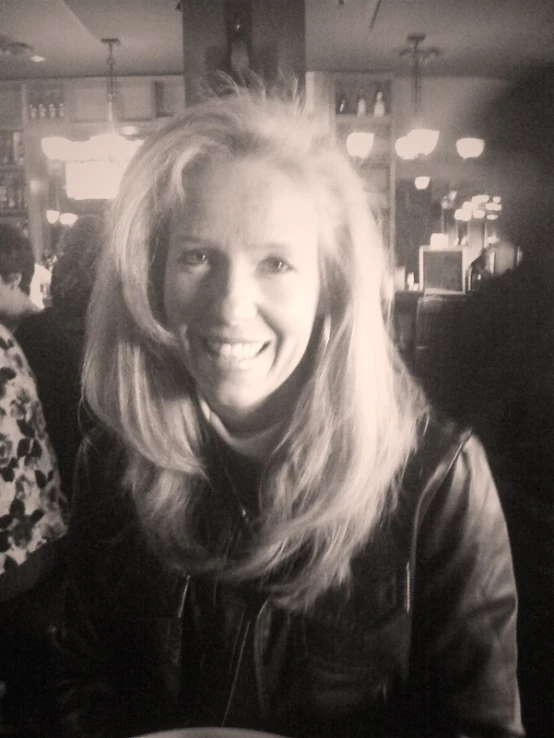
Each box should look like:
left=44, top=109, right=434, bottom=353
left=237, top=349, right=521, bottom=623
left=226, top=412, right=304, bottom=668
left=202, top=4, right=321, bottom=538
left=83, top=87, right=429, bottom=610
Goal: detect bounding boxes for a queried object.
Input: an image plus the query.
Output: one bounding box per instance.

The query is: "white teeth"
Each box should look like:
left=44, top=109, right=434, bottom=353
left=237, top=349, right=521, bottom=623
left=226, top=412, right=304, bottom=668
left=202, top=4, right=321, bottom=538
left=204, top=340, right=265, bottom=360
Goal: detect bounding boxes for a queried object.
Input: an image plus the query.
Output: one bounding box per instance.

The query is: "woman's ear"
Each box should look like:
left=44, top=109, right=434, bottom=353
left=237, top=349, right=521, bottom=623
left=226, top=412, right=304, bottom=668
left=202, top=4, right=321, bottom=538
left=5, top=272, right=22, bottom=290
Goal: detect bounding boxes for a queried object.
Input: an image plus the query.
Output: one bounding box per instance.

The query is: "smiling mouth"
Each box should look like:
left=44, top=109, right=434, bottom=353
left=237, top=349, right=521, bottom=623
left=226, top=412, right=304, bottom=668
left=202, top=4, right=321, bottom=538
left=201, top=338, right=268, bottom=362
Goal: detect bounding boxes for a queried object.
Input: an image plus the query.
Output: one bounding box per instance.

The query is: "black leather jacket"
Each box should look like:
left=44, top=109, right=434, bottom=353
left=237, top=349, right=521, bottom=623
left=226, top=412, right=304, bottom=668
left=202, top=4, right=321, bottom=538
left=54, top=418, right=524, bottom=738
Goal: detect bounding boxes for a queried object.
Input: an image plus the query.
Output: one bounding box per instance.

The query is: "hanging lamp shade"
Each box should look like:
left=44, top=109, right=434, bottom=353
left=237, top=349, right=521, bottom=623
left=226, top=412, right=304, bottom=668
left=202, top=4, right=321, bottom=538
left=456, top=137, right=485, bottom=159
left=398, top=128, right=440, bottom=159
left=395, top=34, right=440, bottom=160
left=346, top=131, right=375, bottom=158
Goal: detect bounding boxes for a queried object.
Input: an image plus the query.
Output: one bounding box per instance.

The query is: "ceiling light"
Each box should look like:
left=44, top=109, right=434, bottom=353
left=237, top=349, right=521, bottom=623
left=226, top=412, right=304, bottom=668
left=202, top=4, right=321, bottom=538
left=414, top=175, right=431, bottom=190
left=41, top=136, right=71, bottom=161
left=59, top=213, right=78, bottom=226
left=406, top=129, right=440, bottom=157
left=396, top=34, right=440, bottom=160
left=454, top=208, right=472, bottom=221
left=394, top=135, right=417, bottom=160
left=30, top=55, right=46, bottom=63
left=345, top=131, right=374, bottom=158
left=456, top=137, right=485, bottom=159
left=430, top=233, right=448, bottom=248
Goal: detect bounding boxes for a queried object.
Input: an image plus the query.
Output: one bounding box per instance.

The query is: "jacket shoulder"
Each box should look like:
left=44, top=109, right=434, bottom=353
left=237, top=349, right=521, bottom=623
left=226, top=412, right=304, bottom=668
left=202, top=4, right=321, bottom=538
left=401, top=413, right=473, bottom=505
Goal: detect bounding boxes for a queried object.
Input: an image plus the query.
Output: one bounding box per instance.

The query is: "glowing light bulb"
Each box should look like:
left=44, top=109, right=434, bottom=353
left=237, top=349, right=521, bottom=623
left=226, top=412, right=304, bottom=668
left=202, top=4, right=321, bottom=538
left=414, top=176, right=430, bottom=190
left=456, top=137, right=485, bottom=159
left=345, top=131, right=375, bottom=159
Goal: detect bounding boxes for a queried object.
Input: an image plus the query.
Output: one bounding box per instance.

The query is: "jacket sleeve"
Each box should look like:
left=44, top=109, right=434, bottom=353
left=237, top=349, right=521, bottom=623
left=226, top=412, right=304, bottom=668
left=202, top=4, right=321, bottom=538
left=410, top=433, right=525, bottom=738
left=52, top=436, right=176, bottom=738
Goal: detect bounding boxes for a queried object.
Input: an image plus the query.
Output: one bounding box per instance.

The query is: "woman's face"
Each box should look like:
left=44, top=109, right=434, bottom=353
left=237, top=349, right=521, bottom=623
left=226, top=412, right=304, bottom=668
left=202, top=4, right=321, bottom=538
left=163, top=157, right=322, bottom=432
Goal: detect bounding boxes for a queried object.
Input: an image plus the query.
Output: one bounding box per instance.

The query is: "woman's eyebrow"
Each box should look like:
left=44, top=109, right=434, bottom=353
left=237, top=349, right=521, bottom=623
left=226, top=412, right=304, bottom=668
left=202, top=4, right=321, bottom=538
left=173, top=235, right=219, bottom=249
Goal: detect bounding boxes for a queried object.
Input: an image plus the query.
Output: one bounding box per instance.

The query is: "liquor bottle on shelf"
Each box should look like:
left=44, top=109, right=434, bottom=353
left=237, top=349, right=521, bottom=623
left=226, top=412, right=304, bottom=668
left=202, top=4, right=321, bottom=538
left=356, top=89, right=367, bottom=116
left=47, top=91, right=57, bottom=120
left=0, top=176, right=8, bottom=211
left=37, top=98, right=47, bottom=120
left=16, top=180, right=27, bottom=211
left=7, top=175, right=16, bottom=210
left=373, top=88, right=386, bottom=117
left=226, top=4, right=251, bottom=79
left=336, top=90, right=348, bottom=114
left=57, top=95, right=65, bottom=119
left=28, top=91, right=38, bottom=120
left=1, top=132, right=11, bottom=164
left=12, top=132, right=24, bottom=165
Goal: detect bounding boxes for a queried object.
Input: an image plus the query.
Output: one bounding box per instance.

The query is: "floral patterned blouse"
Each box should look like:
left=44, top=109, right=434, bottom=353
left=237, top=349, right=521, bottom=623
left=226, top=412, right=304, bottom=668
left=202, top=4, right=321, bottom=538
left=0, top=323, right=68, bottom=575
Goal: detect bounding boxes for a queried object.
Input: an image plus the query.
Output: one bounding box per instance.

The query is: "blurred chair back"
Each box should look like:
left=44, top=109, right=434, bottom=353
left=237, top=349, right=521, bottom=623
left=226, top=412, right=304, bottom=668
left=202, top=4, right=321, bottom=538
left=414, top=294, right=465, bottom=377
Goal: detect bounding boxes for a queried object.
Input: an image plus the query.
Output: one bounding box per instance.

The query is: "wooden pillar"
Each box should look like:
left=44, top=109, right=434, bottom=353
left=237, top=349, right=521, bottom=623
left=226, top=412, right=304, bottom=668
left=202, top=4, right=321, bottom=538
left=181, top=0, right=306, bottom=106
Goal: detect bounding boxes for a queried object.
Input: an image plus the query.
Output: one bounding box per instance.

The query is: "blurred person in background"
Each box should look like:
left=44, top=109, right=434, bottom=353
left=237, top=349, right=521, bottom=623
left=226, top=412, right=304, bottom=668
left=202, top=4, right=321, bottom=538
left=439, top=65, right=554, bottom=738
left=0, top=223, right=41, bottom=333
left=16, top=215, right=105, bottom=502
left=0, top=223, right=68, bottom=736
left=444, top=65, right=553, bottom=502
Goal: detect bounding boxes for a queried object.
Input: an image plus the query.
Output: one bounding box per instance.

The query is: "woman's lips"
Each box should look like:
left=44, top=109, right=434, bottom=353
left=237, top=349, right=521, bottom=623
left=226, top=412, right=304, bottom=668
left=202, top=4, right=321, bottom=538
left=200, top=337, right=269, bottom=369
left=203, top=339, right=266, bottom=359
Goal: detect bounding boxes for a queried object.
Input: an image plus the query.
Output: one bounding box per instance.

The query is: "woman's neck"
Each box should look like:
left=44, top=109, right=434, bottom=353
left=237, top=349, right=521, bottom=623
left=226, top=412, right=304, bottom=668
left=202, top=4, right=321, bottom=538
left=199, top=397, right=284, bottom=461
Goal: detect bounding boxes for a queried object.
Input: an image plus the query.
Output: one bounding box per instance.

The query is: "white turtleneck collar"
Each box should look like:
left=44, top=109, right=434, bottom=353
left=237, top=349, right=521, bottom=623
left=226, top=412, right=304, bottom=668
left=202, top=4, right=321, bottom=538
left=198, top=397, right=285, bottom=461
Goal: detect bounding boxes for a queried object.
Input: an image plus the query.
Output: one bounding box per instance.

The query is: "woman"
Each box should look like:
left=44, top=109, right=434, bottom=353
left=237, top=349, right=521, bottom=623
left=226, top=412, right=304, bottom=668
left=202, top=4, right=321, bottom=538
left=0, top=223, right=67, bottom=579
left=0, top=223, right=68, bottom=734
left=55, top=88, right=523, bottom=738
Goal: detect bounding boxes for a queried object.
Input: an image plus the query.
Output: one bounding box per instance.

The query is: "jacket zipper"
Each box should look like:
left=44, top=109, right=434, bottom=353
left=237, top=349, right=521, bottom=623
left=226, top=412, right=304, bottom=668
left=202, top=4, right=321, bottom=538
left=221, top=615, right=251, bottom=725
left=253, top=597, right=271, bottom=719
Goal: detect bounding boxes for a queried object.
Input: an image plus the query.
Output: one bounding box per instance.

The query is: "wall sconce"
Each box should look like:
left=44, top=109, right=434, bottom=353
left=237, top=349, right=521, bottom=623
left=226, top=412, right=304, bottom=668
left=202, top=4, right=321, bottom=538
left=456, top=137, right=485, bottom=159
left=346, top=131, right=374, bottom=158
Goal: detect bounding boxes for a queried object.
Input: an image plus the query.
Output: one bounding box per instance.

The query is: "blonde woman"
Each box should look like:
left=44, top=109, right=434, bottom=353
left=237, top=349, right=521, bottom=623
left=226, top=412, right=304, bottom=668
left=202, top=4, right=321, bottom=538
left=54, top=88, right=522, bottom=738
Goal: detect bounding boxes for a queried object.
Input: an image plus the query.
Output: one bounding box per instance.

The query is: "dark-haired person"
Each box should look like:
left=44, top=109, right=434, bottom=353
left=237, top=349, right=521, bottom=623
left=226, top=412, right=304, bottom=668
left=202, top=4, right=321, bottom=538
left=54, top=87, right=523, bottom=738
left=16, top=215, right=105, bottom=501
left=0, top=222, right=40, bottom=333
left=0, top=223, right=68, bottom=734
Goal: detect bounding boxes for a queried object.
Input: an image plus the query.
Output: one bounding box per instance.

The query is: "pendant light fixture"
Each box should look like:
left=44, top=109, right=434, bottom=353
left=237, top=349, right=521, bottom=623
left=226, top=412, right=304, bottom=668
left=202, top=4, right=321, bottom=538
left=86, top=38, right=138, bottom=162
left=42, top=38, right=142, bottom=201
left=395, top=33, right=440, bottom=160
left=455, top=137, right=485, bottom=159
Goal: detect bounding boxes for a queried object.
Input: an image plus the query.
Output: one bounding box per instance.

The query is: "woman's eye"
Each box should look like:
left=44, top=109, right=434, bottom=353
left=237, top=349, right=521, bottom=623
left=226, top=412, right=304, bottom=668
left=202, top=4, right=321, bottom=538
left=180, top=250, right=209, bottom=267
left=262, top=257, right=293, bottom=273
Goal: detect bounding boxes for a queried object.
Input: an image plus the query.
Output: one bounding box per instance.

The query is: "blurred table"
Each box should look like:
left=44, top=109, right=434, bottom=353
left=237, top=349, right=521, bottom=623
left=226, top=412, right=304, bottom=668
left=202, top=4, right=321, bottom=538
left=136, top=729, right=286, bottom=738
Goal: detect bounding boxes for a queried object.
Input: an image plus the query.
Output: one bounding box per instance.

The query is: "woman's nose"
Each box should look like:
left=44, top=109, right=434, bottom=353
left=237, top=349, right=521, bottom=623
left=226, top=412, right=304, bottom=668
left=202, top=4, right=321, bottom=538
left=214, top=262, right=258, bottom=323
